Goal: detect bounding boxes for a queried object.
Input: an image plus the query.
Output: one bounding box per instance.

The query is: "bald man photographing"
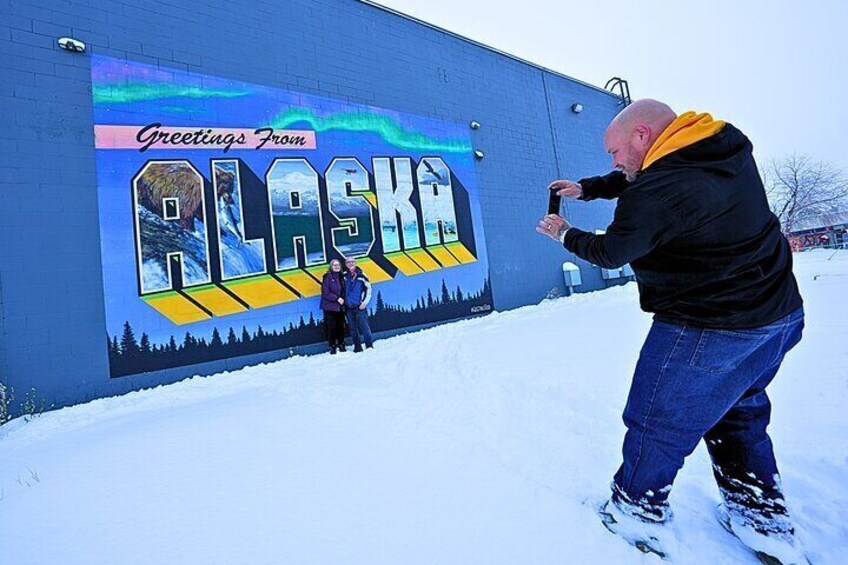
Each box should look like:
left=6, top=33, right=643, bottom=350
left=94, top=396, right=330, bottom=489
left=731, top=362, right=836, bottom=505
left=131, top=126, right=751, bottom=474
left=538, top=100, right=806, bottom=563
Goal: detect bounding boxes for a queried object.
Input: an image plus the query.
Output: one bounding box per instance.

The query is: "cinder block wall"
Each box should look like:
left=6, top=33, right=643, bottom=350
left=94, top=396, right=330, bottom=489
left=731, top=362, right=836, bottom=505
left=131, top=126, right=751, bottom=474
left=0, top=0, right=623, bottom=413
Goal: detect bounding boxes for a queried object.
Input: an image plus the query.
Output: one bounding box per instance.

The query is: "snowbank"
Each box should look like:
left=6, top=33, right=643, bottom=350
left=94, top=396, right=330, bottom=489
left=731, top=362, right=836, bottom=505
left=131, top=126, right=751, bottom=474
left=1, top=250, right=846, bottom=564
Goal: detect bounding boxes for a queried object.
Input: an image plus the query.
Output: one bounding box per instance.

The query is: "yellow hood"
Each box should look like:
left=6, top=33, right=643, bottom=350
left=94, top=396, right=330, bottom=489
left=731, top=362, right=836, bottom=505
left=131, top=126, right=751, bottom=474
left=641, top=111, right=726, bottom=171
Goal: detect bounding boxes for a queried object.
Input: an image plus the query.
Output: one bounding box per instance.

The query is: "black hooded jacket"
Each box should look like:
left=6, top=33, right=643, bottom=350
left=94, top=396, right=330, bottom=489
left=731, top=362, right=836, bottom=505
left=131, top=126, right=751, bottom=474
left=562, top=123, right=803, bottom=329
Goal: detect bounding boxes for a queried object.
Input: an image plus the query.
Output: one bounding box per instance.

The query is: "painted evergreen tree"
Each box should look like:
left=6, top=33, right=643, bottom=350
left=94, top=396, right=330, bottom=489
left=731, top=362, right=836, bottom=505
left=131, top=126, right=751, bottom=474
left=139, top=333, right=151, bottom=354
left=427, top=289, right=434, bottom=308
left=376, top=292, right=385, bottom=314
left=241, top=326, right=251, bottom=344
left=168, top=335, right=177, bottom=353
left=210, top=328, right=223, bottom=348
left=227, top=328, right=237, bottom=346
left=441, top=280, right=451, bottom=304
left=120, top=322, right=139, bottom=356
left=182, top=331, right=193, bottom=351
left=456, top=286, right=464, bottom=303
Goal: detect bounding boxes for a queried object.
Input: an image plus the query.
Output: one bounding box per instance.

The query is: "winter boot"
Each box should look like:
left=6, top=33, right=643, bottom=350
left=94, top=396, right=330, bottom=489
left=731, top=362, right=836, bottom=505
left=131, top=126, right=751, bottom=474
left=715, top=503, right=810, bottom=565
left=598, top=499, right=669, bottom=560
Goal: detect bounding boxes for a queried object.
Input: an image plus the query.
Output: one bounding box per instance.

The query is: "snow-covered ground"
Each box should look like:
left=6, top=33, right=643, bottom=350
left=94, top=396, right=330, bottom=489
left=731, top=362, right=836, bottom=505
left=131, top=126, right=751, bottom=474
left=1, top=250, right=846, bottom=564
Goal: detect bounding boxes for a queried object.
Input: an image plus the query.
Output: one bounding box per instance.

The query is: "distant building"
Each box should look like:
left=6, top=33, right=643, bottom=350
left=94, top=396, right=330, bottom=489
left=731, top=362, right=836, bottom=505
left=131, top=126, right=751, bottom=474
left=787, top=211, right=848, bottom=251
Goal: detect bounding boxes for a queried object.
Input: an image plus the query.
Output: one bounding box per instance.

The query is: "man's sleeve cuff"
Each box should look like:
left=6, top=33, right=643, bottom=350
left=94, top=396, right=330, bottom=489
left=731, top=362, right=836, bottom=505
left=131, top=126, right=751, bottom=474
left=561, top=227, right=587, bottom=251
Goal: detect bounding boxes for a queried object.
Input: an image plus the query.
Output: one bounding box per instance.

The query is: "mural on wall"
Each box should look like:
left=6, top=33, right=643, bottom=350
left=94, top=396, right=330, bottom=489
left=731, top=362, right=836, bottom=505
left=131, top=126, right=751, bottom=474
left=92, top=55, right=492, bottom=378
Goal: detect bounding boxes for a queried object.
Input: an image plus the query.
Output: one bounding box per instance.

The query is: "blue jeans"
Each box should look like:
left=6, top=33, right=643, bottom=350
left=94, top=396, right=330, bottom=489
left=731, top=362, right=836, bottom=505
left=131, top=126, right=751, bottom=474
left=612, top=307, right=804, bottom=534
left=346, top=308, right=373, bottom=349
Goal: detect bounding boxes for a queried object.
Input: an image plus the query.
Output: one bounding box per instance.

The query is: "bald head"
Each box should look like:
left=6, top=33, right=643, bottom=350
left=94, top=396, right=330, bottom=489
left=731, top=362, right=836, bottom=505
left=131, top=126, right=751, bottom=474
left=608, top=99, right=676, bottom=138
left=604, top=99, right=677, bottom=181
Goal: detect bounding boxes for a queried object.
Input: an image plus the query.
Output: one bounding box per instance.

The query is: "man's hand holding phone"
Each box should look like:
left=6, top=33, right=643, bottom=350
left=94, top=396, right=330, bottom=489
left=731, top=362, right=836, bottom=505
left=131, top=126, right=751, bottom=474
left=538, top=180, right=580, bottom=242
left=547, top=180, right=583, bottom=199
left=536, top=214, right=571, bottom=241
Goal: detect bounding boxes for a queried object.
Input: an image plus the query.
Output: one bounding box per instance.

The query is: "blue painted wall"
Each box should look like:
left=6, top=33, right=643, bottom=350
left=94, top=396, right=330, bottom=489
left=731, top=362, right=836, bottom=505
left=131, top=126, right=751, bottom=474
left=0, top=0, right=622, bottom=414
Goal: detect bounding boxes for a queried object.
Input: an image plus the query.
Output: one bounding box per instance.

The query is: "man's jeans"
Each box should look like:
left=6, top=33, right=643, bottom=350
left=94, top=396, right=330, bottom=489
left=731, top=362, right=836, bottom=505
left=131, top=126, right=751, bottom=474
left=612, top=307, right=804, bottom=534
left=346, top=308, right=373, bottom=350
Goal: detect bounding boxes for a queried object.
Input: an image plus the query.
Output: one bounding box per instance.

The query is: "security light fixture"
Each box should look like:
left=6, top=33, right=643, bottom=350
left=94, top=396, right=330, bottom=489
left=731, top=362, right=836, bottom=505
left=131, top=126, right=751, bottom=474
left=571, top=103, right=583, bottom=114
left=470, top=120, right=481, bottom=130
left=474, top=150, right=484, bottom=160
left=58, top=37, right=86, bottom=53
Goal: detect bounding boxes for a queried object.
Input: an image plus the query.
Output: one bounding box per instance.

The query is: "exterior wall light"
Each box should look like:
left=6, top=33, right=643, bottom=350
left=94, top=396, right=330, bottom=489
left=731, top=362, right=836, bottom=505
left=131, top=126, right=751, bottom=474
left=571, top=103, right=583, bottom=114
left=58, top=37, right=86, bottom=53
left=474, top=150, right=484, bottom=160
left=562, top=261, right=582, bottom=291
left=470, top=120, right=481, bottom=130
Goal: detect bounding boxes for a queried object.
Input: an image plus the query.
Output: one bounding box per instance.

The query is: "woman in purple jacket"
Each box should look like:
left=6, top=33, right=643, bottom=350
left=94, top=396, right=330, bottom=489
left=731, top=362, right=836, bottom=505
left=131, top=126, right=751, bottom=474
left=320, top=259, right=346, bottom=354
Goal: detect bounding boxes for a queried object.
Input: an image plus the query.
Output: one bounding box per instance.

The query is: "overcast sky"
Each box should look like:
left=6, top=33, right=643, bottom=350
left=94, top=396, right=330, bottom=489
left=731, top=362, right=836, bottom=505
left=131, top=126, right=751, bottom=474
left=378, top=0, right=848, bottom=172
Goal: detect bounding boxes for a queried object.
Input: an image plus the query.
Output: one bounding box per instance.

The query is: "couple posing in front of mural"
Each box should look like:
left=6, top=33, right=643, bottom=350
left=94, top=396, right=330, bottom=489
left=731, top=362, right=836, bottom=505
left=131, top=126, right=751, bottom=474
left=320, top=257, right=375, bottom=354
left=537, top=99, right=807, bottom=564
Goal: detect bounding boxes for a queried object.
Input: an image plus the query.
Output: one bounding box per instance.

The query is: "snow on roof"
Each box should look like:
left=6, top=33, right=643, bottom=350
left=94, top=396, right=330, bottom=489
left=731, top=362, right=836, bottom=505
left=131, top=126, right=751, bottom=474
left=792, top=210, right=848, bottom=232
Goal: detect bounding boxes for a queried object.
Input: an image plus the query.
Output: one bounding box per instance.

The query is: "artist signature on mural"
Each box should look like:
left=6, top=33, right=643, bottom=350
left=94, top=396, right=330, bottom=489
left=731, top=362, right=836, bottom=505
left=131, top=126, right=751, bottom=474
left=470, top=304, right=492, bottom=314
left=134, top=123, right=313, bottom=153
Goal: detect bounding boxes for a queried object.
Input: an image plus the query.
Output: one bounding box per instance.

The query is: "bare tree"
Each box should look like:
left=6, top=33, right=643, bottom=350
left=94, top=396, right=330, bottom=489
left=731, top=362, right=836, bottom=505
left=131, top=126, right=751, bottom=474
left=764, top=154, right=848, bottom=233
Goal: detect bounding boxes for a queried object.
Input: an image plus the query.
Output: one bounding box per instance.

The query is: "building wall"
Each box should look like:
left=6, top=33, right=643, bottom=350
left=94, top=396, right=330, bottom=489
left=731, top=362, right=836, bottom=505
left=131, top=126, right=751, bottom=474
left=0, top=0, right=623, bottom=414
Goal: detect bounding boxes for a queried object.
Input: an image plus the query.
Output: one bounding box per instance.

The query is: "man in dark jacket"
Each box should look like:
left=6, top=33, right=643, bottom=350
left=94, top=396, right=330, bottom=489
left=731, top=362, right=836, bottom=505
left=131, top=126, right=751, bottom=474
left=343, top=257, right=374, bottom=352
left=537, top=100, right=805, bottom=562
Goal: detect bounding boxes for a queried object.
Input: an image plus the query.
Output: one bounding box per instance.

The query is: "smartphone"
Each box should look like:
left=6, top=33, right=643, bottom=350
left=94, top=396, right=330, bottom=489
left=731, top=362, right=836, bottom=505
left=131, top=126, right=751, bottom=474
left=548, top=188, right=561, bottom=215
